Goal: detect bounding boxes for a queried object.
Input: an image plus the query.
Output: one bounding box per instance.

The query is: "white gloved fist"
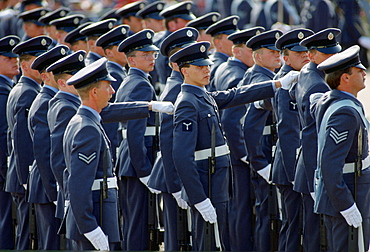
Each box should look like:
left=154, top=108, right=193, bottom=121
left=358, top=36, right=370, bottom=50
left=279, top=71, right=299, bottom=90
left=194, top=198, right=217, bottom=224
left=340, top=203, right=362, bottom=228
left=257, top=164, right=272, bottom=184
left=139, top=175, right=160, bottom=194
left=150, top=101, right=174, bottom=114
left=172, top=191, right=188, bottom=209
left=309, top=93, right=324, bottom=105
left=84, top=226, right=109, bottom=251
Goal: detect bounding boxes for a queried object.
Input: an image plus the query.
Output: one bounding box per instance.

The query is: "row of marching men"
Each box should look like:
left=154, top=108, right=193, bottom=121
left=0, top=1, right=369, bottom=252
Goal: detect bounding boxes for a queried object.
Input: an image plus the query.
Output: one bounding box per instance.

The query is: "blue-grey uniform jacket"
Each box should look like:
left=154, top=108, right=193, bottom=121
left=28, top=85, right=57, bottom=203
left=272, top=64, right=300, bottom=185
left=0, top=75, right=13, bottom=182
left=173, top=82, right=275, bottom=205
left=293, top=62, right=330, bottom=194
left=115, top=68, right=157, bottom=178
left=311, top=89, right=370, bottom=218
left=6, top=76, right=41, bottom=193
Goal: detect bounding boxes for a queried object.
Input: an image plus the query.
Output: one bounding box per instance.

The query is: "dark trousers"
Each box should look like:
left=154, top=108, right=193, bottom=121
left=11, top=192, right=29, bottom=250
left=120, top=177, right=148, bottom=250
left=0, top=182, right=14, bottom=249
left=277, top=184, right=302, bottom=252
left=251, top=173, right=272, bottom=251
left=191, top=201, right=228, bottom=251
left=228, top=164, right=253, bottom=251
left=302, top=193, right=320, bottom=252
left=162, top=192, right=179, bottom=251
left=34, top=202, right=60, bottom=250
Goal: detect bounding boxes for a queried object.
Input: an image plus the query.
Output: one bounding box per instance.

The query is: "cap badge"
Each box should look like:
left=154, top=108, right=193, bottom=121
left=41, top=38, right=47, bottom=46
left=298, top=32, right=304, bottom=39
left=212, top=15, right=217, bottom=22
left=60, top=48, right=66, bottom=55
left=328, top=32, right=334, bottom=40
left=275, top=32, right=280, bottom=39
left=60, top=10, right=66, bottom=16
left=157, top=4, right=163, bottom=10
left=147, top=32, right=152, bottom=39
left=200, top=45, right=206, bottom=53
left=186, top=30, right=193, bottom=37
left=232, top=18, right=237, bottom=26
left=186, top=3, right=191, bottom=10
left=140, top=3, right=145, bottom=9
left=108, top=22, right=113, bottom=29
left=121, top=27, right=127, bottom=34
left=73, top=17, right=79, bottom=25
left=9, top=39, right=15, bottom=46
left=41, top=10, right=46, bottom=16
left=78, top=54, right=84, bottom=61
left=256, top=30, right=261, bottom=35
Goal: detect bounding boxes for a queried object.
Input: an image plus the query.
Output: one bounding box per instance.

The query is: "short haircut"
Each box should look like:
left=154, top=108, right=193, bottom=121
left=325, top=67, right=352, bottom=90
left=76, top=80, right=101, bottom=99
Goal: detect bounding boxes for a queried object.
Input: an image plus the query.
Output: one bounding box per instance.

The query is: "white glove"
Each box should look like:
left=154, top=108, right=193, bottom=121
left=23, top=184, right=27, bottom=190
left=257, top=164, right=272, bottom=184
left=254, top=101, right=264, bottom=109
left=358, top=36, right=370, bottom=50
left=279, top=71, right=299, bottom=90
left=84, top=226, right=109, bottom=251
left=139, top=175, right=161, bottom=194
left=309, top=93, right=324, bottom=105
left=340, top=203, right=362, bottom=228
left=172, top=191, right=188, bottom=209
left=149, top=101, right=174, bottom=114
left=194, top=198, right=217, bottom=224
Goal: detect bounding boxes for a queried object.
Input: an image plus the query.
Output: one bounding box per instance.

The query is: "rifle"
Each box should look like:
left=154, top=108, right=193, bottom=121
left=177, top=207, right=192, bottom=251
left=100, top=147, right=108, bottom=228
left=268, top=109, right=280, bottom=251
left=148, top=112, right=162, bottom=250
left=348, top=126, right=363, bottom=251
left=204, top=124, right=221, bottom=251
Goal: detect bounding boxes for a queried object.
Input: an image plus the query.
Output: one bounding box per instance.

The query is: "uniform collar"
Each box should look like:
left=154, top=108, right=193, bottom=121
left=81, top=105, right=101, bottom=122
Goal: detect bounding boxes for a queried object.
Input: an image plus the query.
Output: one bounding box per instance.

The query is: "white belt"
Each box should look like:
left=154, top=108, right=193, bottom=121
left=343, top=155, right=370, bottom=174
left=121, top=126, right=158, bottom=138
left=263, top=126, right=271, bottom=135
left=91, top=177, right=118, bottom=191
left=194, top=144, right=230, bottom=161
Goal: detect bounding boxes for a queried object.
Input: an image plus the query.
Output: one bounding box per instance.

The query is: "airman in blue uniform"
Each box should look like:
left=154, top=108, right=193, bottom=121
left=213, top=27, right=264, bottom=251
left=27, top=44, right=69, bottom=250
left=272, top=28, right=313, bottom=251
left=79, top=18, right=116, bottom=65
left=170, top=41, right=297, bottom=251
left=136, top=1, right=166, bottom=33
left=96, top=24, right=130, bottom=163
left=6, top=35, right=52, bottom=250
left=38, top=7, right=70, bottom=47
left=230, top=0, right=254, bottom=29
left=49, top=14, right=85, bottom=47
left=148, top=27, right=198, bottom=251
left=64, top=22, right=91, bottom=52
left=205, top=15, right=239, bottom=91
left=0, top=35, right=20, bottom=250
left=294, top=28, right=342, bottom=251
left=186, top=12, right=220, bottom=49
left=240, top=29, right=282, bottom=252
left=63, top=57, right=165, bottom=250
left=18, top=7, right=48, bottom=41
left=115, top=29, right=160, bottom=251
left=300, top=0, right=338, bottom=32
left=311, top=45, right=370, bottom=252
left=115, top=0, right=145, bottom=35
left=153, top=1, right=195, bottom=86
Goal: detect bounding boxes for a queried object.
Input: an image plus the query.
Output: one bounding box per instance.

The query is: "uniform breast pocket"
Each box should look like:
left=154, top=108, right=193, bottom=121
left=199, top=110, right=217, bottom=132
